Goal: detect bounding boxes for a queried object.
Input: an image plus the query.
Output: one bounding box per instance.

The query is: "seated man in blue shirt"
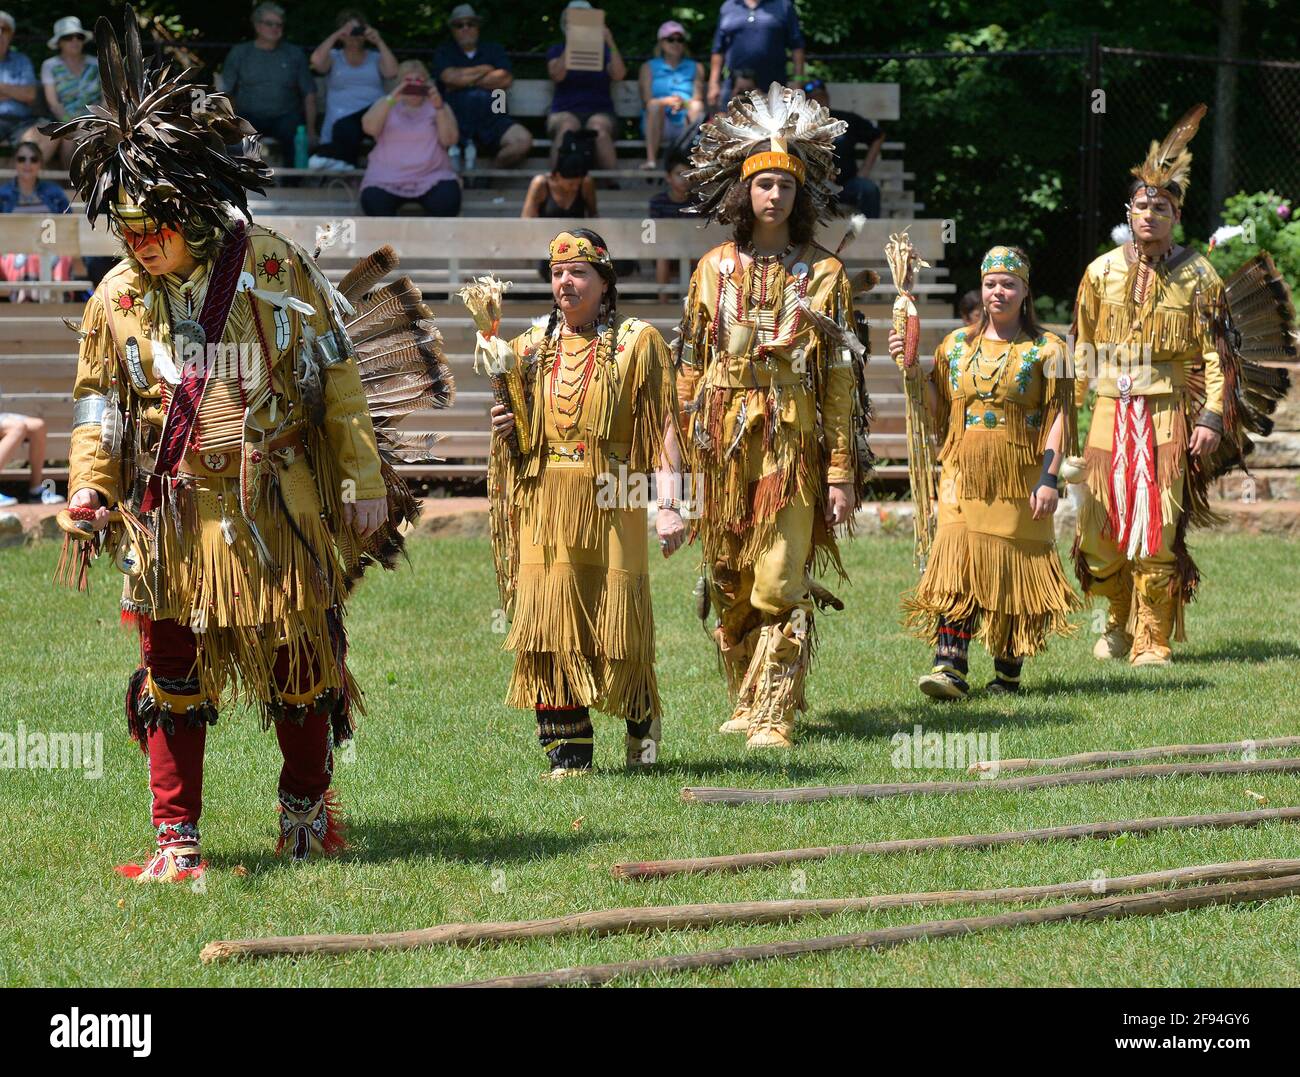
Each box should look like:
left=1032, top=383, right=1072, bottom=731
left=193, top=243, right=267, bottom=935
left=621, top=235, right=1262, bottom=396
left=806, top=78, right=884, bottom=218
left=434, top=5, right=532, bottom=168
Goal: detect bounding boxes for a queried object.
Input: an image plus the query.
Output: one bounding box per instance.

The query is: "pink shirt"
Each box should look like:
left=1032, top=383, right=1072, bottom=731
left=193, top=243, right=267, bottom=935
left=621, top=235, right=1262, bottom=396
left=361, top=99, right=457, bottom=198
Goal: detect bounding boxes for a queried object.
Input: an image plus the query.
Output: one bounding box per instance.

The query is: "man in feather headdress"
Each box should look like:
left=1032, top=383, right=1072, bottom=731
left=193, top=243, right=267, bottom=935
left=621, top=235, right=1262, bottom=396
left=1071, top=104, right=1292, bottom=665
left=49, top=7, right=452, bottom=880
left=675, top=84, right=872, bottom=748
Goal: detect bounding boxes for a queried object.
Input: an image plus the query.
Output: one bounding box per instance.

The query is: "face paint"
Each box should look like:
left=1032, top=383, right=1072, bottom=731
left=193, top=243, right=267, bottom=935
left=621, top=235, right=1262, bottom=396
left=121, top=225, right=180, bottom=253
left=1129, top=204, right=1173, bottom=222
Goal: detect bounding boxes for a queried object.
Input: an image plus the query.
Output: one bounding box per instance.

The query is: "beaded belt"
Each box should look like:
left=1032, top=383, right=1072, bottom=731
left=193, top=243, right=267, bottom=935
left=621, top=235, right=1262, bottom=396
left=179, top=427, right=307, bottom=478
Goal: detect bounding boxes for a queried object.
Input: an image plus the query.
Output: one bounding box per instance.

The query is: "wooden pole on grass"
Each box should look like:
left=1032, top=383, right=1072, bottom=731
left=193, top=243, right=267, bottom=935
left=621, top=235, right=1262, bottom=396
left=680, top=757, right=1300, bottom=805
left=199, top=857, right=1300, bottom=963
left=611, top=805, right=1300, bottom=880
left=966, top=735, right=1300, bottom=774
left=449, top=872, right=1300, bottom=988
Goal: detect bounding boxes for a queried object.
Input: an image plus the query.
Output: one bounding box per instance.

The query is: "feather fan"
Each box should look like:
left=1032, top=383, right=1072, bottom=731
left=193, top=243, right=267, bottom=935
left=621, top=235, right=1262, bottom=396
left=334, top=248, right=456, bottom=589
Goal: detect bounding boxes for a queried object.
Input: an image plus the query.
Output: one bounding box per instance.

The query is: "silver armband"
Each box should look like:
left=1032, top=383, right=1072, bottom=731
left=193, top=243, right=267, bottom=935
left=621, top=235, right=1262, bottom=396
left=315, top=328, right=354, bottom=367
left=72, top=393, right=109, bottom=428
left=680, top=338, right=700, bottom=369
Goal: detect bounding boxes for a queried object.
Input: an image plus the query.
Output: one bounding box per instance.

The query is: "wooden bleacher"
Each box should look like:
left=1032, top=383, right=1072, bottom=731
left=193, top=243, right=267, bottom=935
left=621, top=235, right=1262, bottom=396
left=0, top=76, right=949, bottom=490
left=1, top=88, right=919, bottom=219
left=0, top=215, right=955, bottom=489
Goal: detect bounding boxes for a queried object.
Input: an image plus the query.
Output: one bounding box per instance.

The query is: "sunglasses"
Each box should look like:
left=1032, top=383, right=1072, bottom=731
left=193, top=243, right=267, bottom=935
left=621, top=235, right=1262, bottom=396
left=662, top=35, right=686, bottom=44
left=259, top=19, right=284, bottom=28
left=450, top=20, right=478, bottom=29
left=14, top=155, right=39, bottom=163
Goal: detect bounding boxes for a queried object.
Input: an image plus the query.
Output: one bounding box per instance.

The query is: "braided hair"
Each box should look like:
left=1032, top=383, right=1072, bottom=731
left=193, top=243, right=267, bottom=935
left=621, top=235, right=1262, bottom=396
left=540, top=227, right=620, bottom=342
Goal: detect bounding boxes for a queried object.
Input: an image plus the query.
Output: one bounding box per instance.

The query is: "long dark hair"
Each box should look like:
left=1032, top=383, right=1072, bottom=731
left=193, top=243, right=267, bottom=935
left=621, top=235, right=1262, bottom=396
left=717, top=148, right=818, bottom=249
left=970, top=246, right=1044, bottom=341
left=542, top=227, right=619, bottom=341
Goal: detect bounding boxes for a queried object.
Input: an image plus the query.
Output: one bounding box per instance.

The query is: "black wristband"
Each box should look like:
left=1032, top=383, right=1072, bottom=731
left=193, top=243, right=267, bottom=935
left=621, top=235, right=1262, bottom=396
left=1195, top=410, right=1224, bottom=435
left=1036, top=449, right=1058, bottom=491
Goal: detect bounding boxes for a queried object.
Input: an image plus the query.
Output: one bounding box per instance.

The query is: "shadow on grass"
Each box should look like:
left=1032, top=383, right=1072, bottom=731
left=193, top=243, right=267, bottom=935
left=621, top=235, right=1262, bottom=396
left=1175, top=641, right=1300, bottom=664
left=212, top=813, right=630, bottom=875
left=648, top=755, right=851, bottom=783
left=1028, top=674, right=1214, bottom=695
left=803, top=703, right=1078, bottom=742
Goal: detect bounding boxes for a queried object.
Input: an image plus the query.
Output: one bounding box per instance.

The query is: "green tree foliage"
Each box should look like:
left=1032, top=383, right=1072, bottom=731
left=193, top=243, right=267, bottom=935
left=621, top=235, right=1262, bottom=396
left=1202, top=190, right=1300, bottom=295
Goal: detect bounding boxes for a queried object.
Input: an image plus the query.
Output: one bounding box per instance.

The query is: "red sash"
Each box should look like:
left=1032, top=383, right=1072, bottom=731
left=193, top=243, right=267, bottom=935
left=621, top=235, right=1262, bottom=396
left=141, top=223, right=249, bottom=513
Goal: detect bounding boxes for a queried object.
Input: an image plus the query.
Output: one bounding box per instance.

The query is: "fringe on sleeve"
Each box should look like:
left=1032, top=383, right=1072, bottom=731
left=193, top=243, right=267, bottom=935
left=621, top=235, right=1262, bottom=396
left=629, top=325, right=682, bottom=476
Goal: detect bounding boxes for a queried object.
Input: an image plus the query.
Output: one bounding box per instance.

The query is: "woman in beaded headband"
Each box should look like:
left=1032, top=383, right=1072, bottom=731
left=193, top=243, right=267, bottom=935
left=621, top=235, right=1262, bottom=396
left=971, top=245, right=1045, bottom=342
left=486, top=226, right=685, bottom=778
left=891, top=242, right=1079, bottom=699
left=540, top=228, right=619, bottom=339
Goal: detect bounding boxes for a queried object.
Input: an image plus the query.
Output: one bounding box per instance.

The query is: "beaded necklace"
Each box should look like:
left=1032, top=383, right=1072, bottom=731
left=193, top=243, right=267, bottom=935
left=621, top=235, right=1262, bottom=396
left=966, top=332, right=1018, bottom=401
left=546, top=323, right=615, bottom=432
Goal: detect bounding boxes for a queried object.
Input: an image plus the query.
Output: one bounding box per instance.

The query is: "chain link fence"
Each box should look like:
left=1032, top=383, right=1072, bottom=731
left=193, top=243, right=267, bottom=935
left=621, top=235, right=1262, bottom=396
left=1094, top=48, right=1300, bottom=245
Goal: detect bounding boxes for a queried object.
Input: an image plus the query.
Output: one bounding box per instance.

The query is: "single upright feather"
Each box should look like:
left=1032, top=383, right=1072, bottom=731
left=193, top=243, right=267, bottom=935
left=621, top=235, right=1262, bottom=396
left=1132, top=103, right=1207, bottom=196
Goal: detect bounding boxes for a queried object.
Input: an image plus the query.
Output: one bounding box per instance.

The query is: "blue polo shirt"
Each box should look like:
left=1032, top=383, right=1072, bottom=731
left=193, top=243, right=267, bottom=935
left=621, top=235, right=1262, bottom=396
left=434, top=38, right=513, bottom=129
left=0, top=49, right=36, bottom=120
left=711, top=0, right=803, bottom=90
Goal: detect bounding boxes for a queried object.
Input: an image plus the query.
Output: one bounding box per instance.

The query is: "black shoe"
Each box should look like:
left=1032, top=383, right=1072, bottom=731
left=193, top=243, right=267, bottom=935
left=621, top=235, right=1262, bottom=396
left=985, top=679, right=1021, bottom=695
left=541, top=736, right=593, bottom=780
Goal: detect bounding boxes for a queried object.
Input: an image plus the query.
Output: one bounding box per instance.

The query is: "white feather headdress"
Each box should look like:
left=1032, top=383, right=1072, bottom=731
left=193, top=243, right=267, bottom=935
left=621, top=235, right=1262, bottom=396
left=686, top=82, right=847, bottom=225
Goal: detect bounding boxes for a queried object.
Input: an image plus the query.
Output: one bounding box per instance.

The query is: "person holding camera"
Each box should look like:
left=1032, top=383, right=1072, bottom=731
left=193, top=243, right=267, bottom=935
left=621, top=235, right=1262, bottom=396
left=309, top=9, right=398, bottom=167
left=359, top=59, right=461, bottom=216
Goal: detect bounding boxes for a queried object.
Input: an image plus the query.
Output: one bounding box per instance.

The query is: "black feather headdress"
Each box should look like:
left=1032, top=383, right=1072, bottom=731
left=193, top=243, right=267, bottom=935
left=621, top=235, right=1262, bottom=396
left=40, top=5, right=272, bottom=233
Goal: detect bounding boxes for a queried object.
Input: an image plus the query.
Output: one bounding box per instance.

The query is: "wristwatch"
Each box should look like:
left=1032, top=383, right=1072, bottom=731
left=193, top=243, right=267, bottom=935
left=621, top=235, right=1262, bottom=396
left=657, top=496, right=681, bottom=513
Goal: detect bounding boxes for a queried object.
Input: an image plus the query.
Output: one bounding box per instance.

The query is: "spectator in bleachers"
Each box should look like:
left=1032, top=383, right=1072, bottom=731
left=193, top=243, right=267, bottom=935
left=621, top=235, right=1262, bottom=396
left=545, top=1, right=625, bottom=172
left=434, top=5, right=532, bottom=169
left=707, top=0, right=804, bottom=109
left=959, top=289, right=981, bottom=326
left=649, top=145, right=693, bottom=299
left=359, top=60, right=461, bottom=217
left=522, top=149, right=598, bottom=219
left=0, top=140, right=73, bottom=302
left=0, top=11, right=37, bottom=148
left=25, top=17, right=100, bottom=168
left=638, top=20, right=704, bottom=169
left=804, top=78, right=883, bottom=218
left=0, top=407, right=62, bottom=505
left=726, top=67, right=758, bottom=105
left=222, top=3, right=317, bottom=156
left=649, top=145, right=692, bottom=220
left=309, top=10, right=398, bottom=168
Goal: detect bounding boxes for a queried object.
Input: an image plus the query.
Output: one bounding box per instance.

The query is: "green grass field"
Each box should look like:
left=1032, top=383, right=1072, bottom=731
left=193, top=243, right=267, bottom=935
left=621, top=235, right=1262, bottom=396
left=1, top=528, right=1298, bottom=987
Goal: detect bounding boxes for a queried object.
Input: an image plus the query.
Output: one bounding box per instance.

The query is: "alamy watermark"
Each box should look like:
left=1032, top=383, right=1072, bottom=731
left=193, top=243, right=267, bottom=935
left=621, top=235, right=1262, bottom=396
left=891, top=723, right=1000, bottom=778
left=0, top=723, right=103, bottom=779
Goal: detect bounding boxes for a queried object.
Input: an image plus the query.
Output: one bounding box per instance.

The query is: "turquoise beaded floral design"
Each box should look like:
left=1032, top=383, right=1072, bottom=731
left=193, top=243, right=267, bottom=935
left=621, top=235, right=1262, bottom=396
left=1014, top=336, right=1047, bottom=394
left=965, top=408, right=1003, bottom=427
left=1025, top=410, right=1043, bottom=429
left=947, top=329, right=967, bottom=392
left=981, top=247, right=1027, bottom=278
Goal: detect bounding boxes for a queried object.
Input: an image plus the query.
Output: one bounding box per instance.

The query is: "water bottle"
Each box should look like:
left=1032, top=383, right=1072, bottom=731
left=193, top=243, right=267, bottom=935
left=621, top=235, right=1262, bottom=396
left=463, top=140, right=477, bottom=172
left=449, top=143, right=462, bottom=172
left=293, top=125, right=309, bottom=169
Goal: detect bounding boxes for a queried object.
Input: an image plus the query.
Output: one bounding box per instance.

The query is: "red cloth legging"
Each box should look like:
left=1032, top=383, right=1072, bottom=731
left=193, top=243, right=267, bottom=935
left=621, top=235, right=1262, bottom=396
left=141, top=617, right=333, bottom=833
